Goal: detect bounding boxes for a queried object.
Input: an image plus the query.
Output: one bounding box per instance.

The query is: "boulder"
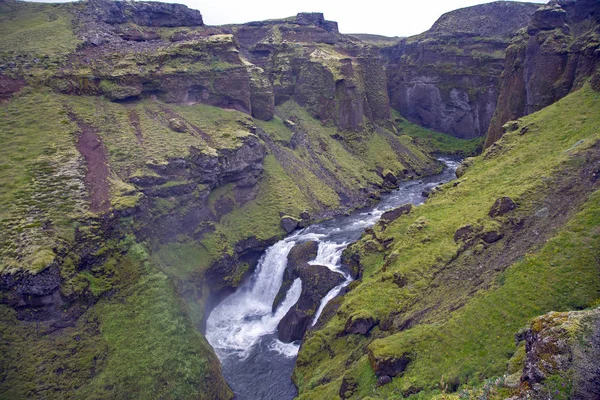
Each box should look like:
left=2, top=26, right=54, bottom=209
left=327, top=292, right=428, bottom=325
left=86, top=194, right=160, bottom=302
left=456, top=157, right=475, bottom=178
left=376, top=375, right=392, bottom=387
left=277, top=263, right=344, bottom=342
left=280, top=216, right=300, bottom=233
left=272, top=241, right=318, bottom=311
left=168, top=118, right=187, bottom=133
left=383, top=169, right=398, bottom=186
left=514, top=307, right=600, bottom=399
left=454, top=224, right=474, bottom=242
left=489, top=196, right=516, bottom=217
left=345, top=315, right=376, bottom=335
left=379, top=203, right=412, bottom=225
left=368, top=349, right=412, bottom=377
left=482, top=230, right=503, bottom=243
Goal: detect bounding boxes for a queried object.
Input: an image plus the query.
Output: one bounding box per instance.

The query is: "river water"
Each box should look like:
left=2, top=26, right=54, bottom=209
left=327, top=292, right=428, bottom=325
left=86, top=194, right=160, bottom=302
left=205, top=157, right=461, bottom=399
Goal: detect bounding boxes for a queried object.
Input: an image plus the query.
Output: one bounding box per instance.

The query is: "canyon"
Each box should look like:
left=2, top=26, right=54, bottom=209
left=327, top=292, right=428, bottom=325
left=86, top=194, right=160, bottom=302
left=0, top=0, right=599, bottom=399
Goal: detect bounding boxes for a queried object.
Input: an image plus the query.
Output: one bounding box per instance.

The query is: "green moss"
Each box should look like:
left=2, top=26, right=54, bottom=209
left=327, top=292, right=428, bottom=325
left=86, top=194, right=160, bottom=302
left=255, top=116, right=294, bottom=143
left=0, top=1, right=79, bottom=58
left=0, top=89, right=88, bottom=274
left=296, top=85, right=600, bottom=398
left=393, top=110, right=483, bottom=156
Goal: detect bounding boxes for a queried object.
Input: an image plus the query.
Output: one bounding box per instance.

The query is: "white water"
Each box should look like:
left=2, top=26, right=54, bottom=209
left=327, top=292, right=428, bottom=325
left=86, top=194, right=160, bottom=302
left=204, top=157, right=461, bottom=399
left=206, top=238, right=303, bottom=359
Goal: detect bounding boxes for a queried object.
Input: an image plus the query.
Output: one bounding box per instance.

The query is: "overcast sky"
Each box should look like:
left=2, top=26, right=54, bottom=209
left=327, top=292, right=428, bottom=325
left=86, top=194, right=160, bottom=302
left=30, top=0, right=548, bottom=37
left=172, top=0, right=548, bottom=36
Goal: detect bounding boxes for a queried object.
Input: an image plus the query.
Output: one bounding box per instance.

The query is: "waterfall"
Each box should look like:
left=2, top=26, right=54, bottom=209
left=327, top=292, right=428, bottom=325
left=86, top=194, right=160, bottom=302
left=204, top=157, right=461, bottom=400
left=205, top=238, right=300, bottom=360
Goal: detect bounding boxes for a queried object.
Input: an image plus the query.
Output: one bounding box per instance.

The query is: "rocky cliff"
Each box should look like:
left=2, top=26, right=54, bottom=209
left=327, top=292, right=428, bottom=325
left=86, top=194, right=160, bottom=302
left=485, top=0, right=600, bottom=147
left=383, top=1, right=540, bottom=139
left=294, top=84, right=600, bottom=398
left=0, top=1, right=440, bottom=398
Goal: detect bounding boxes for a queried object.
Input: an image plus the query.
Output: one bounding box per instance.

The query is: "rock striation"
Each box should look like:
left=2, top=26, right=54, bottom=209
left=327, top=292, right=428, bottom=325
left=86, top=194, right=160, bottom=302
left=383, top=1, right=540, bottom=139
left=485, top=0, right=600, bottom=147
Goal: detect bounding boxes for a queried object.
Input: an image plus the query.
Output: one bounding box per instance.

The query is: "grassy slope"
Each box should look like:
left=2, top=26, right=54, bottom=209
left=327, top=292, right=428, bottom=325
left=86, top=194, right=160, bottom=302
left=0, top=240, right=232, bottom=400
left=294, top=85, right=600, bottom=398
left=0, top=89, right=437, bottom=398
left=392, top=110, right=483, bottom=156
left=0, top=1, right=79, bottom=57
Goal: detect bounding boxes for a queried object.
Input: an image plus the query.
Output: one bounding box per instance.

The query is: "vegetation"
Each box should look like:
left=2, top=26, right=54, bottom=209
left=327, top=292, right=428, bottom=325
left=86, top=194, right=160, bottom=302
left=392, top=110, right=483, bottom=156
left=295, top=85, right=600, bottom=398
left=0, top=239, right=232, bottom=399
left=0, top=1, right=79, bottom=58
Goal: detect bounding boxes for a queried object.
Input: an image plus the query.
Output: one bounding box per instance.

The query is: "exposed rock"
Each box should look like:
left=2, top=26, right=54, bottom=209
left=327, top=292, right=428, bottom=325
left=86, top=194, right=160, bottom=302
left=482, top=230, right=503, bottom=244
left=278, top=263, right=344, bottom=342
left=421, top=188, right=431, bottom=198
left=339, top=376, right=358, bottom=399
left=485, top=0, right=600, bottom=147
left=280, top=215, right=300, bottom=233
left=513, top=308, right=600, bottom=399
left=345, top=315, right=376, bottom=335
left=384, top=2, right=539, bottom=139
left=379, top=203, right=412, bottom=225
left=272, top=241, right=318, bottom=311
left=376, top=375, right=392, bottom=386
left=168, top=118, right=187, bottom=133
left=454, top=224, right=475, bottom=242
left=383, top=169, right=398, bottom=186
left=368, top=349, right=412, bottom=377
left=190, top=134, right=265, bottom=187
left=456, top=157, right=475, bottom=178
left=90, top=0, right=204, bottom=27
left=489, top=196, right=516, bottom=217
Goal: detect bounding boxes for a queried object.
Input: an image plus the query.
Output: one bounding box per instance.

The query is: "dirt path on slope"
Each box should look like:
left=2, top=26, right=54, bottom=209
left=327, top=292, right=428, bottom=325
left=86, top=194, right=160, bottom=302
left=71, top=115, right=111, bottom=214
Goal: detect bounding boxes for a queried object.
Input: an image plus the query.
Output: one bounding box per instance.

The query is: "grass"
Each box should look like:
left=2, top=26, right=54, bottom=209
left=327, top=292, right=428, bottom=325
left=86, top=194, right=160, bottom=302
left=295, top=85, right=600, bottom=398
left=392, top=110, right=483, bottom=156
left=0, top=1, right=79, bottom=58
left=0, top=89, right=88, bottom=274
left=0, top=239, right=232, bottom=400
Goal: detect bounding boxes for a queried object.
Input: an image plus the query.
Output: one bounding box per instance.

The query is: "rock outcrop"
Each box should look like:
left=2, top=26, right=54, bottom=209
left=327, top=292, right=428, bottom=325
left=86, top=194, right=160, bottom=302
left=383, top=1, right=540, bottom=139
left=485, top=0, right=600, bottom=147
left=512, top=308, right=600, bottom=399
left=230, top=13, right=391, bottom=131
left=278, top=263, right=344, bottom=342
left=275, top=241, right=345, bottom=342
left=89, top=0, right=204, bottom=27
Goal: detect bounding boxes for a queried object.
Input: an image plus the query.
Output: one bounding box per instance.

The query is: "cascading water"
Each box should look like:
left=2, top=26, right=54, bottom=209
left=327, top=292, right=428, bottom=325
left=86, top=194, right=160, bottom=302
left=205, top=157, right=461, bottom=399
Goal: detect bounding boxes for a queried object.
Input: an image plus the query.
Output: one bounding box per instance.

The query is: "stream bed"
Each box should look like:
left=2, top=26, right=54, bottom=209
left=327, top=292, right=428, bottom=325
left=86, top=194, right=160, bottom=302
left=205, top=157, right=461, bottom=399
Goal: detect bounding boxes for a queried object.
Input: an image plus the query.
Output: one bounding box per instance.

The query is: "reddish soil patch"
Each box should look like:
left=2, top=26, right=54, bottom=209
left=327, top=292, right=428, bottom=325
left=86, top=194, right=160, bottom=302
left=128, top=109, right=144, bottom=145
left=0, top=76, right=26, bottom=101
left=72, top=116, right=111, bottom=214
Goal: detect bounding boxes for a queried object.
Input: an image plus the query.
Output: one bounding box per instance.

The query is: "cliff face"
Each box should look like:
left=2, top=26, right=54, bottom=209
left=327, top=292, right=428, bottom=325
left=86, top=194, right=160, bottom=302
left=383, top=1, right=540, bottom=139
left=228, top=13, right=391, bottom=131
left=485, top=0, right=600, bottom=147
left=0, top=1, right=440, bottom=398
left=295, top=83, right=600, bottom=400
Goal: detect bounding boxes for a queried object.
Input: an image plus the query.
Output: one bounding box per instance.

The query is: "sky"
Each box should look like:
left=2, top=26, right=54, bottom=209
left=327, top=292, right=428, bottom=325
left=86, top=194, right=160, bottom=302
left=30, top=0, right=548, bottom=37
left=163, top=0, right=548, bottom=36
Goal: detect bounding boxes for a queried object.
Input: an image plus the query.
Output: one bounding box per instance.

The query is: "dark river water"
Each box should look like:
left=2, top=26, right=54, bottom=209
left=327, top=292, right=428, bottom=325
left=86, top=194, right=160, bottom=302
left=205, top=157, right=461, bottom=399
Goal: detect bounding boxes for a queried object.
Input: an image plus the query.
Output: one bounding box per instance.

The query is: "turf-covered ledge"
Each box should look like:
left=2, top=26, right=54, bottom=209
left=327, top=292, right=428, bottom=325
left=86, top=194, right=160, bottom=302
left=294, top=85, right=600, bottom=398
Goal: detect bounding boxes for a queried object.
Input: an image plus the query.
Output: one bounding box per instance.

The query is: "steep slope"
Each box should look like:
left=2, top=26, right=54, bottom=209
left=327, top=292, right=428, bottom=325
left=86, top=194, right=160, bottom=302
left=485, top=0, right=600, bottom=147
left=0, top=1, right=440, bottom=398
left=294, top=84, right=600, bottom=398
left=383, top=1, right=540, bottom=139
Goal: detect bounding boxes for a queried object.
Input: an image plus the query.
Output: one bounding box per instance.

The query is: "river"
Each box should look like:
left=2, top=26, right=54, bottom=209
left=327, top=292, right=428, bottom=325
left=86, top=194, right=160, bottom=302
left=205, top=157, right=461, bottom=399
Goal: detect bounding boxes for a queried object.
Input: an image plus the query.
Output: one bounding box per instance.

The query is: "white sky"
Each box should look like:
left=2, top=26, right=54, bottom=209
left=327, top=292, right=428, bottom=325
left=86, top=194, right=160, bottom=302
left=170, top=0, right=547, bottom=36
left=30, top=0, right=548, bottom=37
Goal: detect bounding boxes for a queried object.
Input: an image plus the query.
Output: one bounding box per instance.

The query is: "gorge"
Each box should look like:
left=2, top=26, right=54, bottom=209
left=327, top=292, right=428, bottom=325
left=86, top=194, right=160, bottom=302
left=1, top=0, right=599, bottom=399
